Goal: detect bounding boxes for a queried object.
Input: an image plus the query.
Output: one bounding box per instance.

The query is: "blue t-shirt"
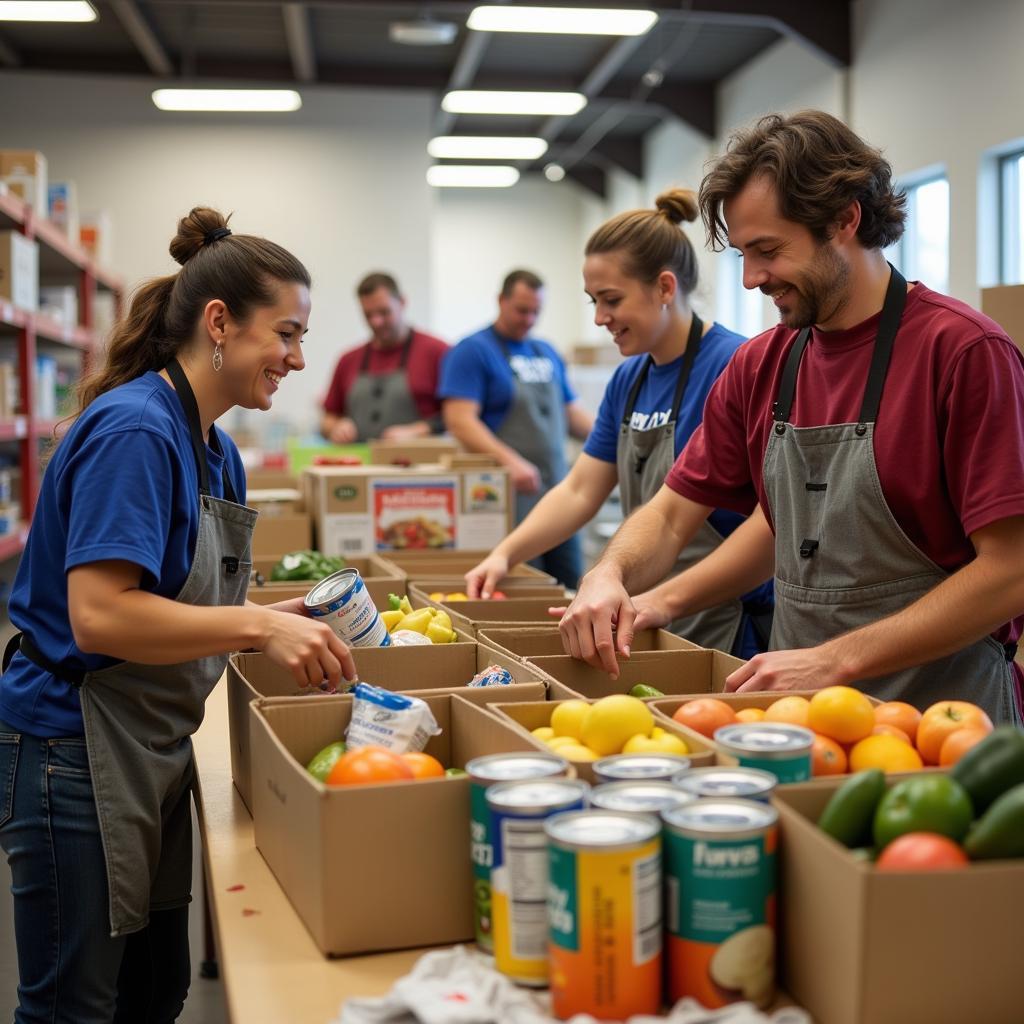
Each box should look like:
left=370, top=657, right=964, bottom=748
left=1, top=371, right=247, bottom=737
left=438, top=326, right=576, bottom=433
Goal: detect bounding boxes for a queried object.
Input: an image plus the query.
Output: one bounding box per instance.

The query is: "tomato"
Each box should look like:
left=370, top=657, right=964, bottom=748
left=875, top=832, right=969, bottom=871
left=764, top=695, right=811, bottom=728
left=326, top=746, right=414, bottom=786
left=811, top=734, right=848, bottom=776
left=873, top=701, right=922, bottom=744
left=938, top=727, right=991, bottom=766
left=873, top=775, right=974, bottom=850
left=490, top=591, right=507, bottom=600
left=807, top=686, right=875, bottom=744
left=916, top=701, right=993, bottom=765
left=672, top=698, right=737, bottom=739
left=401, top=751, right=446, bottom=779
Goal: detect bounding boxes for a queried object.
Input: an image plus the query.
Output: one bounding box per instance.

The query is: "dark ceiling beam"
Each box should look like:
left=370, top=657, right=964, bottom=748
left=108, top=0, right=174, bottom=76
left=0, top=31, right=20, bottom=68
left=603, top=81, right=716, bottom=138
left=564, top=162, right=606, bottom=199
left=589, top=136, right=643, bottom=180
left=283, top=3, right=317, bottom=83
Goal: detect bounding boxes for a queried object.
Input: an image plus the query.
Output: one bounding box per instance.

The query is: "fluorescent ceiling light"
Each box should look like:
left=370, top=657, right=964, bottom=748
left=442, top=90, right=586, bottom=116
left=389, top=19, right=458, bottom=45
left=428, top=136, right=548, bottom=160
left=152, top=89, right=302, bottom=113
left=427, top=165, right=520, bottom=188
left=0, top=1, right=96, bottom=20
left=468, top=5, right=657, bottom=35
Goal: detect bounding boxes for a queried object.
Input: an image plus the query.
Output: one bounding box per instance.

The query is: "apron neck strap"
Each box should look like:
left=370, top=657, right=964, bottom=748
left=621, top=313, right=704, bottom=426
left=361, top=331, right=415, bottom=373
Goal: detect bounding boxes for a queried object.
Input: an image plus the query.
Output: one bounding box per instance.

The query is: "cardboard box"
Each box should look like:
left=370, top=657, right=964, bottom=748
left=247, top=488, right=304, bottom=515
left=79, top=209, right=112, bottom=267
left=250, top=692, right=544, bottom=955
left=246, top=573, right=402, bottom=613
left=38, top=284, right=78, bottom=327
left=526, top=648, right=745, bottom=701
left=570, top=343, right=620, bottom=367
left=478, top=626, right=700, bottom=663
left=246, top=469, right=298, bottom=491
left=249, top=553, right=402, bottom=588
left=409, top=581, right=569, bottom=603
left=0, top=231, right=38, bottom=312
left=0, top=362, right=18, bottom=416
left=47, top=181, right=78, bottom=242
left=0, top=150, right=47, bottom=213
left=409, top=595, right=570, bottom=638
left=368, top=438, right=459, bottom=465
left=251, top=512, right=313, bottom=559
left=376, top=550, right=553, bottom=582
left=489, top=699, right=716, bottom=784
left=775, top=776, right=1021, bottom=1024
left=981, top=283, right=1024, bottom=355
left=227, top=644, right=543, bottom=811
left=303, top=465, right=511, bottom=557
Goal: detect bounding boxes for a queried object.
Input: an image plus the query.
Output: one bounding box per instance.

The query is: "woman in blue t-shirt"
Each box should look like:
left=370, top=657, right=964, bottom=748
left=467, top=189, right=774, bottom=657
left=0, top=207, right=356, bottom=1021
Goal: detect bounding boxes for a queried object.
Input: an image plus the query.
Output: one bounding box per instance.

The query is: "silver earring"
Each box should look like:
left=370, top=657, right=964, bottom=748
left=661, top=303, right=668, bottom=312
left=212, top=345, right=223, bottom=372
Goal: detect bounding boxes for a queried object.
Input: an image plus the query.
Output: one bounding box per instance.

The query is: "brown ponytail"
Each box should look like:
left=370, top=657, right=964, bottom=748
left=585, top=188, right=700, bottom=296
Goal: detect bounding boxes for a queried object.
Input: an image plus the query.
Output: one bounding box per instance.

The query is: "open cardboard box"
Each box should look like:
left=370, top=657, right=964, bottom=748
left=251, top=512, right=313, bottom=559
left=408, top=595, right=568, bottom=638
left=248, top=553, right=404, bottom=593
left=250, top=692, right=544, bottom=956
left=408, top=580, right=569, bottom=602
left=774, top=775, right=1021, bottom=1024
left=368, top=437, right=460, bottom=465
left=478, top=626, right=700, bottom=663
left=376, top=550, right=554, bottom=582
left=227, top=645, right=543, bottom=811
left=488, top=698, right=716, bottom=784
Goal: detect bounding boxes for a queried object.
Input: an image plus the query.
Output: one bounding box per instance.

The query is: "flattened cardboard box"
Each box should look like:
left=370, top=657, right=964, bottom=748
left=250, top=692, right=543, bottom=956
left=478, top=626, right=700, bottom=663
left=375, top=549, right=554, bottom=583
left=227, top=645, right=544, bottom=812
left=409, top=595, right=569, bottom=638
left=775, top=776, right=1021, bottom=1024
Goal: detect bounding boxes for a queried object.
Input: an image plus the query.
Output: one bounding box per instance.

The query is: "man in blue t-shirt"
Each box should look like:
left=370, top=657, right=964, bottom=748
left=439, top=270, right=593, bottom=587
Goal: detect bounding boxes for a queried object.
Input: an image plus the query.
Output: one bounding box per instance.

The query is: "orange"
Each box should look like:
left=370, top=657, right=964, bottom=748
left=401, top=751, right=446, bottom=779
left=848, top=734, right=924, bottom=773
left=672, top=698, right=737, bottom=739
left=735, top=707, right=767, bottom=724
left=807, top=686, right=875, bottom=744
left=938, top=727, right=991, bottom=767
left=764, top=695, right=811, bottom=728
left=917, top=701, right=993, bottom=765
left=811, top=734, right=848, bottom=776
left=871, top=723, right=912, bottom=744
left=873, top=701, right=922, bottom=744
left=327, top=746, right=414, bottom=786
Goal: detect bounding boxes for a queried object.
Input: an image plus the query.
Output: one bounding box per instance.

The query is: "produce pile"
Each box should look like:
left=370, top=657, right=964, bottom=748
left=380, top=593, right=458, bottom=644
left=269, top=550, right=346, bottom=582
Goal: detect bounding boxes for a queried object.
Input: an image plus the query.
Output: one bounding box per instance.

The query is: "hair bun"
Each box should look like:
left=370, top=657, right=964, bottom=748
left=655, top=188, right=699, bottom=225
left=169, top=207, right=232, bottom=266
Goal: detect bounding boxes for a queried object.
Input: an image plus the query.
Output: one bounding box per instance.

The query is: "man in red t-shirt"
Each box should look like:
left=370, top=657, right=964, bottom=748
left=320, top=272, right=449, bottom=442
left=559, top=110, right=1024, bottom=724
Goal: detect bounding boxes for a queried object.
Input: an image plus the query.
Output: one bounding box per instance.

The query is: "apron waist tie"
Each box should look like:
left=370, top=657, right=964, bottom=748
left=3, top=632, right=87, bottom=688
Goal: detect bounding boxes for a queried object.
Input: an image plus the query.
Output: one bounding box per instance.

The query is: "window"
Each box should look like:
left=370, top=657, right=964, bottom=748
left=887, top=174, right=949, bottom=292
left=999, top=150, right=1024, bottom=284
left=716, top=248, right=768, bottom=339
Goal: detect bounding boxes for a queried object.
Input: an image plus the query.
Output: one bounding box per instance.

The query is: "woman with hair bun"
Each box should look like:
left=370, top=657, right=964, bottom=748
left=0, top=207, right=356, bottom=1020
left=467, top=188, right=773, bottom=657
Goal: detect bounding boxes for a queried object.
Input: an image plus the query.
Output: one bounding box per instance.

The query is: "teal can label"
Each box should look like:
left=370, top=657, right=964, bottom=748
left=470, top=781, right=494, bottom=950
left=548, top=844, right=579, bottom=951
left=735, top=752, right=811, bottom=784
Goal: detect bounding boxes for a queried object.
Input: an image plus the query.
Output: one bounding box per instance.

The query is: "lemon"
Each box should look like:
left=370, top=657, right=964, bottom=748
left=546, top=735, right=584, bottom=751
left=581, top=695, right=654, bottom=756
left=550, top=700, right=590, bottom=740
left=555, top=743, right=598, bottom=762
left=623, top=731, right=689, bottom=755
left=531, top=726, right=556, bottom=742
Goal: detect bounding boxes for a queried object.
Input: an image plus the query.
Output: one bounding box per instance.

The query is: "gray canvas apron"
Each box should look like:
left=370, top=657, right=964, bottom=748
left=764, top=266, right=1020, bottom=723
left=616, top=315, right=745, bottom=653
left=347, top=333, right=422, bottom=440
left=495, top=338, right=569, bottom=524
left=6, top=359, right=257, bottom=935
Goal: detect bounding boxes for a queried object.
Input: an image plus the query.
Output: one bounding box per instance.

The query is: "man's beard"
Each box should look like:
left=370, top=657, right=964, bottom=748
left=777, top=244, right=850, bottom=329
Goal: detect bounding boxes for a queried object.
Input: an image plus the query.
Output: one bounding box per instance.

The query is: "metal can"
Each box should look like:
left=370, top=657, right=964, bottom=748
left=593, top=752, right=692, bottom=784
left=662, top=799, right=778, bottom=1009
left=713, top=723, right=814, bottom=783
left=465, top=753, right=569, bottom=953
left=546, top=810, right=663, bottom=1020
left=304, top=568, right=390, bottom=648
left=672, top=766, right=777, bottom=803
left=590, top=781, right=695, bottom=816
left=487, top=779, right=590, bottom=986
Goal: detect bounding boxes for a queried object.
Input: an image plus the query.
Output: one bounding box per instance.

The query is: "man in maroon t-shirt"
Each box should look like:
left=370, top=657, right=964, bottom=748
left=320, top=272, right=449, bottom=442
left=559, top=110, right=1024, bottom=724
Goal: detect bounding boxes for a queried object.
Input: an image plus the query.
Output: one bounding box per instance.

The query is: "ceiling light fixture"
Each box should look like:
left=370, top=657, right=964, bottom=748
left=427, top=165, right=520, bottom=188
left=467, top=5, right=657, bottom=36
left=442, top=90, right=586, bottom=116
left=544, top=163, right=566, bottom=182
left=0, top=1, right=96, bottom=21
left=428, top=136, right=548, bottom=160
left=152, top=89, right=302, bottom=113
left=389, top=19, right=458, bottom=46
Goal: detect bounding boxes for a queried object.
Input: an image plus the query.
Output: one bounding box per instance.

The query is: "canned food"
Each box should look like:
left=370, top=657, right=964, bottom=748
left=465, top=753, right=569, bottom=953
left=672, top=767, right=777, bottom=803
left=662, top=799, right=778, bottom=1009
left=304, top=569, right=390, bottom=648
left=590, top=781, right=695, bottom=816
left=487, top=779, right=590, bottom=986
left=546, top=810, right=663, bottom=1020
left=714, top=723, right=814, bottom=783
left=593, top=752, right=692, bottom=784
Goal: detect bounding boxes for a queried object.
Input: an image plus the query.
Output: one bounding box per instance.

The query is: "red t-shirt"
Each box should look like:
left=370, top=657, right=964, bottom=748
left=667, top=283, right=1024, bottom=648
left=322, top=329, right=450, bottom=422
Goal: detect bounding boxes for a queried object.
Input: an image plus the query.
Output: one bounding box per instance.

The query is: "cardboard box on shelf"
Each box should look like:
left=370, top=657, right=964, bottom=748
left=47, top=181, right=79, bottom=242
left=409, top=595, right=571, bottom=638
left=250, top=692, right=545, bottom=956
left=368, top=438, right=460, bottom=465
left=377, top=550, right=554, bottom=583
left=981, top=283, right=1024, bottom=355
left=478, top=626, right=700, bottom=663
left=79, top=209, right=112, bottom=267
left=0, top=150, right=48, bottom=213
left=251, top=512, right=312, bottom=559
left=303, top=464, right=511, bottom=557
left=775, top=775, right=1021, bottom=1024
left=227, top=644, right=541, bottom=811
left=38, top=284, right=78, bottom=327
left=0, top=231, right=38, bottom=312
left=0, top=362, right=18, bottom=416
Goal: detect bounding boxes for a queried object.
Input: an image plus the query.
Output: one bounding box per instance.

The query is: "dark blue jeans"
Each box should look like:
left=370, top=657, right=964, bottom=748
left=528, top=533, right=582, bottom=590
left=0, top=720, right=191, bottom=1023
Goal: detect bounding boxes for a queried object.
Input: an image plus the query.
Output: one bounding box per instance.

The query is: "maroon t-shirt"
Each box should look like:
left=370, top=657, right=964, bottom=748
left=667, top=283, right=1024, bottom=650
left=322, top=329, right=450, bottom=421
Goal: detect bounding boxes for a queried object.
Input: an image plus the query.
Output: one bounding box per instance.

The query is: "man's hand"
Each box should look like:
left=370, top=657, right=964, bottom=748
left=466, top=552, right=510, bottom=599
left=725, top=647, right=838, bottom=693
left=328, top=417, right=359, bottom=444
left=381, top=421, right=431, bottom=440
left=506, top=455, right=542, bottom=494
left=558, top=569, right=636, bottom=677
left=631, top=590, right=673, bottom=632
